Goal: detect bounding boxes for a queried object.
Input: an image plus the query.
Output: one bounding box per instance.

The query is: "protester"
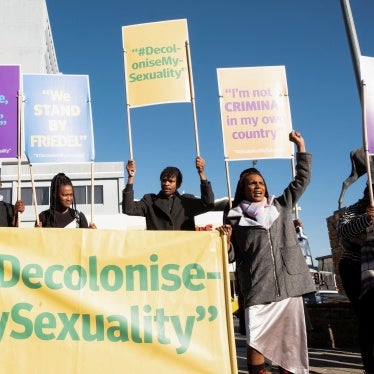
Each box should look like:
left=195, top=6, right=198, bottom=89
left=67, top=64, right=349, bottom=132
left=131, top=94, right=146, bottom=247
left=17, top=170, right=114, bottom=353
left=337, top=185, right=374, bottom=374
left=223, top=131, right=315, bottom=374
left=35, top=173, right=96, bottom=228
left=122, top=156, right=214, bottom=230
left=0, top=181, right=25, bottom=227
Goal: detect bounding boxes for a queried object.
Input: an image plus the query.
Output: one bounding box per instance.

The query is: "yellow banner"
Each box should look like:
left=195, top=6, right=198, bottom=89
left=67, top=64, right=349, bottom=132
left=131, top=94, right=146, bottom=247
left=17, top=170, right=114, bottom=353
left=0, top=228, right=236, bottom=373
left=217, top=66, right=293, bottom=160
left=122, top=19, right=190, bottom=107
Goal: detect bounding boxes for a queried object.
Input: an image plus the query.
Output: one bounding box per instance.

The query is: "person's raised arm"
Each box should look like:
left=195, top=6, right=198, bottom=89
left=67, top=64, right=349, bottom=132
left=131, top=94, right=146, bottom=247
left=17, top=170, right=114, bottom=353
left=122, top=159, right=138, bottom=215
left=195, top=156, right=207, bottom=181
left=195, top=155, right=215, bottom=210
left=126, top=159, right=136, bottom=185
left=12, top=199, right=25, bottom=227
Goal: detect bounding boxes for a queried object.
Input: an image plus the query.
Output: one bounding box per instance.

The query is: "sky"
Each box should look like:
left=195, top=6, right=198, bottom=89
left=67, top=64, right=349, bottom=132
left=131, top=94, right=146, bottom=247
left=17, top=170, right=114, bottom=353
left=46, top=0, right=374, bottom=263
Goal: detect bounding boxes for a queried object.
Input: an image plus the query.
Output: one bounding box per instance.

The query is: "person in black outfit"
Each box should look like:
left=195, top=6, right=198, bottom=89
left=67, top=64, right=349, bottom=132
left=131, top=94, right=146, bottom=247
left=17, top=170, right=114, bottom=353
left=122, top=156, right=215, bottom=230
left=35, top=173, right=96, bottom=228
left=337, top=185, right=374, bottom=374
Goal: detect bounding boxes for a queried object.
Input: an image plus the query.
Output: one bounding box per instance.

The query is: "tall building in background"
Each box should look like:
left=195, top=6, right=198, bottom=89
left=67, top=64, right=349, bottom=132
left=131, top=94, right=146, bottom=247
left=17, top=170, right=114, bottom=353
left=0, top=0, right=58, bottom=74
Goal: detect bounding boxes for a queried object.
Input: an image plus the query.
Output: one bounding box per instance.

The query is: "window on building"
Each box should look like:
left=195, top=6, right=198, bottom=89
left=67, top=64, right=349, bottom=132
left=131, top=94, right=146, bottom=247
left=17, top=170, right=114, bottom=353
left=21, top=185, right=103, bottom=205
left=0, top=188, right=12, bottom=204
left=22, top=187, right=50, bottom=206
left=88, top=186, right=103, bottom=204
left=74, top=185, right=103, bottom=204
left=74, top=186, right=86, bottom=204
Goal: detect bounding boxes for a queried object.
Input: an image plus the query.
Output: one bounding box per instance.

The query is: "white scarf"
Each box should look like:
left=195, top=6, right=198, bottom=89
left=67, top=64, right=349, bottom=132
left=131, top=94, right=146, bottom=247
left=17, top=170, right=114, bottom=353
left=228, top=196, right=279, bottom=229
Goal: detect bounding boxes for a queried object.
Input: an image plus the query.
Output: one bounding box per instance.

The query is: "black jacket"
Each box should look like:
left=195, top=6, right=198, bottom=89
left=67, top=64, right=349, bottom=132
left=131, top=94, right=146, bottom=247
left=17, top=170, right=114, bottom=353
left=0, top=201, right=15, bottom=227
left=122, top=180, right=214, bottom=230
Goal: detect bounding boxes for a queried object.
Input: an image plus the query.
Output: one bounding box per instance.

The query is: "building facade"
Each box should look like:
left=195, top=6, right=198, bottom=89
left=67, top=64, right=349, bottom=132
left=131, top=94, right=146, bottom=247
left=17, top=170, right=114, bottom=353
left=0, top=0, right=58, bottom=74
left=0, top=0, right=134, bottom=229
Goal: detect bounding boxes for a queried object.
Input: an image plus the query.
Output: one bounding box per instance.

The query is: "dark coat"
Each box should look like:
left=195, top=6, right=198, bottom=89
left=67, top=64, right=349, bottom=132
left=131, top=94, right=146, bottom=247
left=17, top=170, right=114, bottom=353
left=122, top=181, right=215, bottom=230
left=0, top=201, right=15, bottom=227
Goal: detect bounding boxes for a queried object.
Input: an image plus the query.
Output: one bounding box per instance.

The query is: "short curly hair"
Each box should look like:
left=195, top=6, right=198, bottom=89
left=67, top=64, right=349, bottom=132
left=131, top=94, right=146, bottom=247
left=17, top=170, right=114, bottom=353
left=160, top=167, right=183, bottom=188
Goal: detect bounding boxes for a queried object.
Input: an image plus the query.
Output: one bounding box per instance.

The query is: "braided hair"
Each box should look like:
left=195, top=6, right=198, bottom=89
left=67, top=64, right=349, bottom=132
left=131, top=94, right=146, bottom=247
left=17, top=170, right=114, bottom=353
left=47, top=173, right=78, bottom=227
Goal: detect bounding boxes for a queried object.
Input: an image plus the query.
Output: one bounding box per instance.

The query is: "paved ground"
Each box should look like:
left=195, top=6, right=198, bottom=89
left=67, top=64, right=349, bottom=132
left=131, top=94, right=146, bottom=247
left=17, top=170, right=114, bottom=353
left=233, top=317, right=364, bottom=374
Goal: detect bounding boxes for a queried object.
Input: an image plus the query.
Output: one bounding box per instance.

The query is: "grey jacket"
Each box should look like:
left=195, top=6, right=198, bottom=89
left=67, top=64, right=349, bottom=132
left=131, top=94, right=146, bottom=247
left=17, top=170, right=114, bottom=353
left=226, top=153, right=315, bottom=307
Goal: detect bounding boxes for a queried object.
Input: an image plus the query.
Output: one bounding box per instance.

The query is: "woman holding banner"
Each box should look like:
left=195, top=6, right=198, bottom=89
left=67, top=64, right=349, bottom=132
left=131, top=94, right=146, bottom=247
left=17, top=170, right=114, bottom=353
left=122, top=156, right=214, bottom=230
left=35, top=173, right=96, bottom=229
left=224, top=131, right=314, bottom=374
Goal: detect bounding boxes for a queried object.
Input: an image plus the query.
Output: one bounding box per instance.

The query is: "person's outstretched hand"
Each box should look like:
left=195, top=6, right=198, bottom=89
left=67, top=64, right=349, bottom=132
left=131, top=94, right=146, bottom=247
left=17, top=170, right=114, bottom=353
left=126, top=159, right=136, bottom=177
left=216, top=224, right=232, bottom=250
left=289, top=130, right=306, bottom=152
left=15, top=200, right=25, bottom=213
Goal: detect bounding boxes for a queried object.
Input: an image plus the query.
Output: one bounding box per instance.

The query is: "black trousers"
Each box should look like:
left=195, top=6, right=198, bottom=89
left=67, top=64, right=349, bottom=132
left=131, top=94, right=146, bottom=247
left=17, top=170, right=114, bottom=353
left=339, top=257, right=374, bottom=373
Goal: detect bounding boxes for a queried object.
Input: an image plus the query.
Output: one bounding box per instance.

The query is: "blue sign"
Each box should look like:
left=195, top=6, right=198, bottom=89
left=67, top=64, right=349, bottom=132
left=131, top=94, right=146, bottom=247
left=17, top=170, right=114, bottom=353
left=23, top=74, right=95, bottom=163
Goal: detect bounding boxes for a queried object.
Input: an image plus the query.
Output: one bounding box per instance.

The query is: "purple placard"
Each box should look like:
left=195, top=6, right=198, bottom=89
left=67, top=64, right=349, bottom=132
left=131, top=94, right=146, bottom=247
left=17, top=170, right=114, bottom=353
left=0, top=65, right=20, bottom=158
left=361, top=57, right=374, bottom=154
